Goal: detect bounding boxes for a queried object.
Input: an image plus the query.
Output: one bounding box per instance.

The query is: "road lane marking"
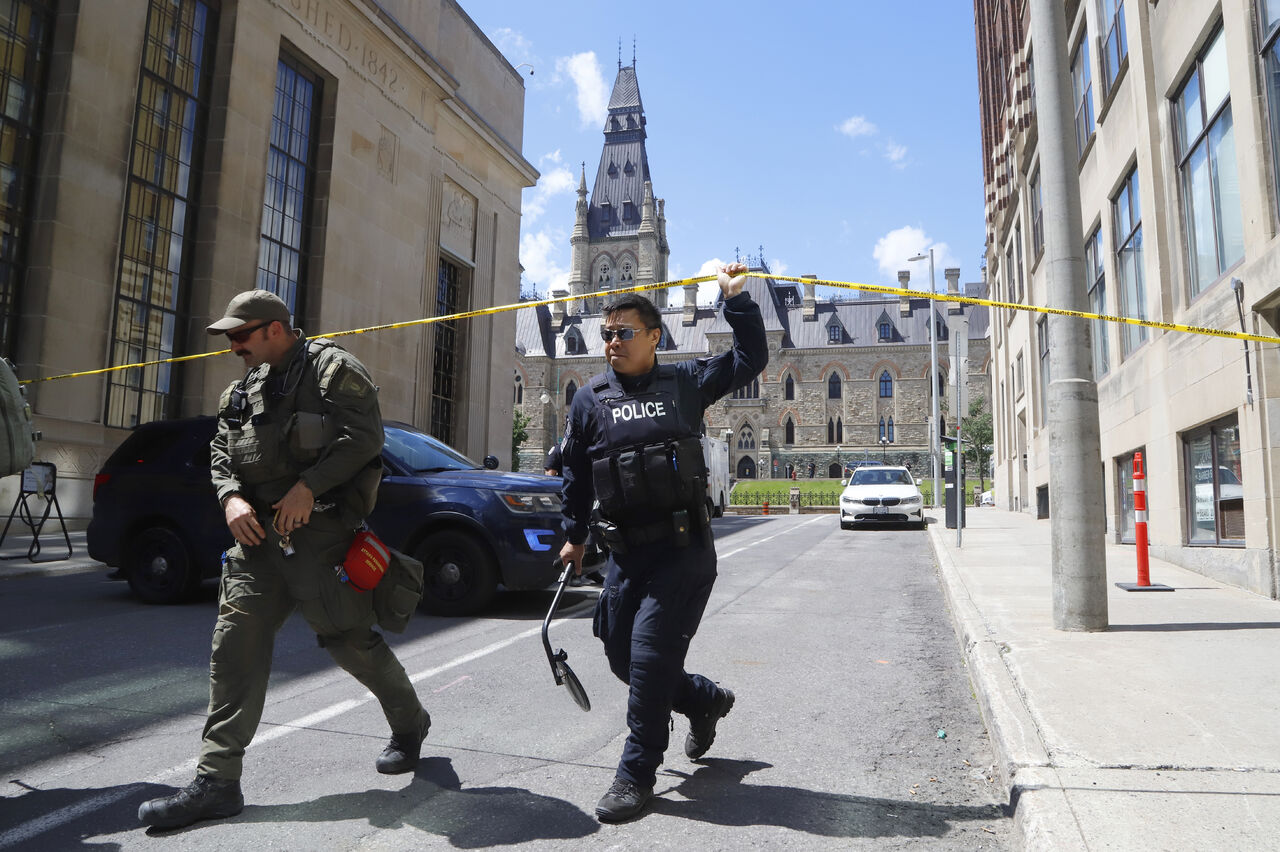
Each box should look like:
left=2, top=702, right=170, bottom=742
left=0, top=600, right=593, bottom=847
left=718, top=515, right=829, bottom=560
left=432, top=675, right=471, bottom=694
left=0, top=784, right=146, bottom=849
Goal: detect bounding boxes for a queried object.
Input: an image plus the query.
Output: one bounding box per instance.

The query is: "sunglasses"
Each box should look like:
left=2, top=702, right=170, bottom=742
left=225, top=321, right=273, bottom=344
left=599, top=326, right=654, bottom=343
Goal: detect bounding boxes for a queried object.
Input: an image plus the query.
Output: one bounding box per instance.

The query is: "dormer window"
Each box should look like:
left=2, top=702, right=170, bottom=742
left=827, top=324, right=841, bottom=344
left=878, top=321, right=893, bottom=341
left=624, top=158, right=635, bottom=174
left=564, top=328, right=585, bottom=355
left=607, top=160, right=618, bottom=177
left=623, top=200, right=636, bottom=222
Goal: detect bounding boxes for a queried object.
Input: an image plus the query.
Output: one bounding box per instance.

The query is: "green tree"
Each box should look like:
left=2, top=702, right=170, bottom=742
left=962, top=394, right=993, bottom=493
left=511, top=410, right=531, bottom=471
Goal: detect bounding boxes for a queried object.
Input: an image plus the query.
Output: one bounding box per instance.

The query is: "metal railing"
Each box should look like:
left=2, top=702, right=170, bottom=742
left=730, top=489, right=842, bottom=507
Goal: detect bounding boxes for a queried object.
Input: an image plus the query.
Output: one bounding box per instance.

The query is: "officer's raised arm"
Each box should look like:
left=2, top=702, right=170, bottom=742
left=695, top=262, right=769, bottom=407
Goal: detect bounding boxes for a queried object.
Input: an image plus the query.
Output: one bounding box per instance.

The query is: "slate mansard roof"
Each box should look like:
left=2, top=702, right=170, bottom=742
left=589, top=65, right=652, bottom=240
left=514, top=275, right=990, bottom=364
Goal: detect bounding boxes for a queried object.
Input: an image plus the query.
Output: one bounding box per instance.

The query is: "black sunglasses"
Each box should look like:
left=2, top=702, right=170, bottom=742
left=225, top=321, right=273, bottom=344
left=599, top=326, right=655, bottom=343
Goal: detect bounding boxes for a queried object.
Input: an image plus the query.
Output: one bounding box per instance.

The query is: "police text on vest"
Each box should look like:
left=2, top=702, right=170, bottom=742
left=612, top=400, right=667, bottom=422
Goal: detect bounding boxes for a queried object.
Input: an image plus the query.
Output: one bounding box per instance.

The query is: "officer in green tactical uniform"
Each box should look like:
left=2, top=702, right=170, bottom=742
left=138, top=290, right=430, bottom=831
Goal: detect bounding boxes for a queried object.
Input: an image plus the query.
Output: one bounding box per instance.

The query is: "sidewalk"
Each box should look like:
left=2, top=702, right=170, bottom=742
left=0, top=529, right=98, bottom=579
left=928, top=507, right=1280, bottom=851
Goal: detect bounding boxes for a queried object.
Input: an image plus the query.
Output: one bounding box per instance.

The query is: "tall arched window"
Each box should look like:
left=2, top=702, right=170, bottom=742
left=879, top=417, right=886, bottom=441
left=514, top=373, right=523, bottom=404
left=736, top=424, right=756, bottom=450
left=879, top=371, right=893, bottom=398
left=888, top=417, right=895, bottom=443
left=827, top=418, right=835, bottom=443
left=784, top=374, right=795, bottom=400
left=785, top=417, right=794, bottom=444
left=836, top=417, right=843, bottom=443
left=828, top=373, right=842, bottom=399
left=565, top=380, right=577, bottom=407
left=732, top=378, right=760, bottom=400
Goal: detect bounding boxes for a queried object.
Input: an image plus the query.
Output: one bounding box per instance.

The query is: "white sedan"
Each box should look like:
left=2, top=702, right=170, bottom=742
left=839, top=465, right=925, bottom=530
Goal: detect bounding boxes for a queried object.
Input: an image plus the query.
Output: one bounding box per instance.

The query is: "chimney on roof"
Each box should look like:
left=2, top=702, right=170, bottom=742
left=802, top=274, right=817, bottom=322
left=945, top=267, right=962, bottom=316
left=683, top=281, right=698, bottom=326
left=897, top=270, right=912, bottom=317
left=550, top=287, right=567, bottom=328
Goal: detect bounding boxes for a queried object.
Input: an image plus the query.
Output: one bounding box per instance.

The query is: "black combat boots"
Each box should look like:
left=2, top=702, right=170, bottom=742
left=375, top=710, right=431, bottom=774
left=685, top=686, right=735, bottom=760
left=137, top=775, right=244, bottom=830
left=595, top=775, right=653, bottom=822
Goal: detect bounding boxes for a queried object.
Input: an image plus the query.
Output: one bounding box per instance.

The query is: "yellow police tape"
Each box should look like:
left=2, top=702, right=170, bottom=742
left=19, top=272, right=1279, bottom=385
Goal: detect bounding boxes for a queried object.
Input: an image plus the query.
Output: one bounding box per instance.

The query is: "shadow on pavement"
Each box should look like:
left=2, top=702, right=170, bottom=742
left=0, top=779, right=173, bottom=850
left=1108, top=621, right=1280, bottom=632
left=652, top=759, right=1006, bottom=840
left=228, top=757, right=598, bottom=847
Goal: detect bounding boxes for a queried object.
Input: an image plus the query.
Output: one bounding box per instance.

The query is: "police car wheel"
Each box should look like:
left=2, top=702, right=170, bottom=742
left=125, top=526, right=200, bottom=604
left=415, top=529, right=498, bottom=616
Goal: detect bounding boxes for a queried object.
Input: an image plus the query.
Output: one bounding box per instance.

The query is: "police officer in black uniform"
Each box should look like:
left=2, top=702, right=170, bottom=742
left=558, top=262, right=767, bottom=822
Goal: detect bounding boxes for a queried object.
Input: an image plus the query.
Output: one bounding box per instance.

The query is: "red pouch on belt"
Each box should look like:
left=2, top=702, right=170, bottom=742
left=337, top=530, right=391, bottom=592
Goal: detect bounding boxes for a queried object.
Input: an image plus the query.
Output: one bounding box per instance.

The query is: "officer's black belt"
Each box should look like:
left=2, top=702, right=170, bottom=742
left=595, top=508, right=707, bottom=553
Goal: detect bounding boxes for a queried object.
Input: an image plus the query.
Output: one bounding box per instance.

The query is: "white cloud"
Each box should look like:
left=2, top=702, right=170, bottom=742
left=873, top=226, right=960, bottom=288
left=555, top=52, right=608, bottom=129
left=522, top=166, right=576, bottom=224
left=837, top=115, right=878, bottom=138
left=541, top=149, right=563, bottom=166
left=492, top=27, right=534, bottom=61
left=696, top=258, right=726, bottom=304
left=884, top=141, right=908, bottom=168
left=520, top=228, right=571, bottom=294
left=768, top=257, right=789, bottom=276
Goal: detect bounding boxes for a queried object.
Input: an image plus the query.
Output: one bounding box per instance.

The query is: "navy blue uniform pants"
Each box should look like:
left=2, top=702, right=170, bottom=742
left=593, top=540, right=722, bottom=787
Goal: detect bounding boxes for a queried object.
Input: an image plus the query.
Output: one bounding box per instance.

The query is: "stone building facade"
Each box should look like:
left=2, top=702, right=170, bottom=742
left=515, top=269, right=991, bottom=481
left=0, top=0, right=536, bottom=523
left=514, top=55, right=990, bottom=481
left=974, top=0, right=1280, bottom=596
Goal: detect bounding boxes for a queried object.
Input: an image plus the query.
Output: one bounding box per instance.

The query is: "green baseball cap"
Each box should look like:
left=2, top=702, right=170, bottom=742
left=206, top=290, right=292, bottom=334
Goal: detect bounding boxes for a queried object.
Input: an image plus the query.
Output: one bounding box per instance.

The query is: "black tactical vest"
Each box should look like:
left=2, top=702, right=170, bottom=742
left=587, top=366, right=707, bottom=531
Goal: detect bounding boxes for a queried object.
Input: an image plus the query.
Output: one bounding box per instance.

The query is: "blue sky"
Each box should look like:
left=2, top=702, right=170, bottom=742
left=465, top=1, right=985, bottom=303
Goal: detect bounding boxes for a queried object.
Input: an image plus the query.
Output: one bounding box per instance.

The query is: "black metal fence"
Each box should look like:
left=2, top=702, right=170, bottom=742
left=730, top=489, right=842, bottom=507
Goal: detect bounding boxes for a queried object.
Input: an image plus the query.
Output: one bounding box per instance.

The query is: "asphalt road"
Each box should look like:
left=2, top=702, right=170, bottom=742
left=0, top=514, right=1011, bottom=850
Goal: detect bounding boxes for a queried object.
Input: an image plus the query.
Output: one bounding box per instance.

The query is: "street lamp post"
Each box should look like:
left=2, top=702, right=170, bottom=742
left=880, top=437, right=888, bottom=462
left=909, top=250, right=941, bottom=509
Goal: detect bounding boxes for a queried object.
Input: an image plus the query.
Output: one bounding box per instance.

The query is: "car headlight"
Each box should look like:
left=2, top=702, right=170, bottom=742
left=841, top=495, right=859, bottom=505
left=901, top=496, right=922, bottom=505
left=499, top=492, right=563, bottom=513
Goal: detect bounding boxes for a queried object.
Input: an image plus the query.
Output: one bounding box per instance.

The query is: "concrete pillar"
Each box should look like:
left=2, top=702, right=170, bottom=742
left=802, top=274, right=817, bottom=321
left=683, top=282, right=698, bottom=326
left=898, top=269, right=912, bottom=316
left=1030, top=0, right=1108, bottom=631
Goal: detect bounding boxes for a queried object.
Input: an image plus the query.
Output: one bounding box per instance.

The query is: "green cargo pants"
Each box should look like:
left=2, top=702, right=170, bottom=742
left=197, top=512, right=425, bottom=780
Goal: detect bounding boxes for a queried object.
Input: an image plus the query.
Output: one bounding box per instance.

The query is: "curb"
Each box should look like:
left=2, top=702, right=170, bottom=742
left=926, top=519, right=1089, bottom=852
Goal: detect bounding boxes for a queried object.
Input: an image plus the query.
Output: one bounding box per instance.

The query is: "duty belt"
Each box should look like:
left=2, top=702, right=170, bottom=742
left=594, top=504, right=709, bottom=554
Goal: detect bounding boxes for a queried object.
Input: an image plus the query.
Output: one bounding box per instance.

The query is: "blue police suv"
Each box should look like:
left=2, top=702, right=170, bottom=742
left=88, top=417, right=564, bottom=615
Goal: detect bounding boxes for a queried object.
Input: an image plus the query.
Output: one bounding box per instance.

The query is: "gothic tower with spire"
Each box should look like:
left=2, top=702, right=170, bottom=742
left=569, top=57, right=669, bottom=313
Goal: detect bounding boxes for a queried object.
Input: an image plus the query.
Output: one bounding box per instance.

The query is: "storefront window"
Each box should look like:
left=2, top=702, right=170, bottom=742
left=1184, top=416, right=1243, bottom=545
